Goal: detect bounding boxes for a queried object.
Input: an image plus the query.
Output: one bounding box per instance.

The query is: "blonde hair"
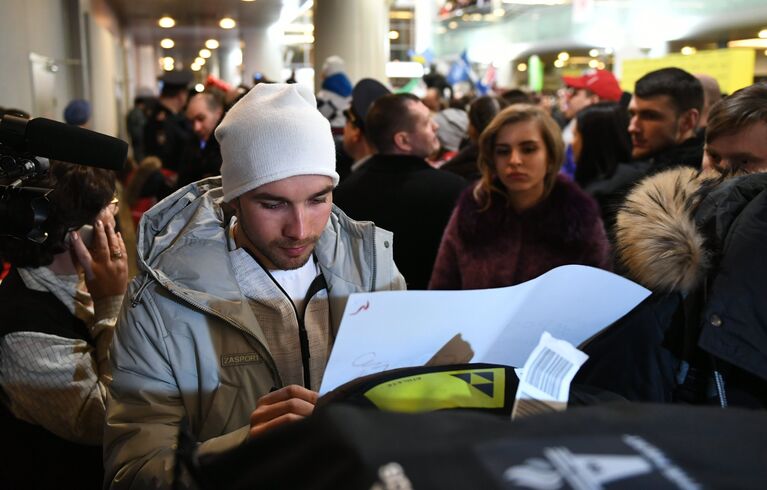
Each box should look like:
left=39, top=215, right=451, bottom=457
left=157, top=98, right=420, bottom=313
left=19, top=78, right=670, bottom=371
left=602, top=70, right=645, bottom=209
left=473, top=104, right=564, bottom=210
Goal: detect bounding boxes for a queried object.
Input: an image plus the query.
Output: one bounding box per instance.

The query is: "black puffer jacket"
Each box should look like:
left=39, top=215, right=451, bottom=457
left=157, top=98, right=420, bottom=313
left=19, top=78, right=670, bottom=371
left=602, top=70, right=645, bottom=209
left=576, top=168, right=767, bottom=408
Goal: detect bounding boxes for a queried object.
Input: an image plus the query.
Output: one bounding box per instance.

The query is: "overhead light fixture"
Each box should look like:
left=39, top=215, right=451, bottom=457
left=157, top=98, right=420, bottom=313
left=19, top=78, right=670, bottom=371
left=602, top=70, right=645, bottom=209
left=557, top=51, right=569, bottom=61
left=759, top=29, right=767, bottom=39
left=195, top=57, right=206, bottom=66
left=242, top=0, right=256, bottom=2
left=388, top=30, right=400, bottom=40
left=158, top=16, right=175, bottom=28
left=728, top=38, right=767, bottom=48
left=199, top=49, right=212, bottom=59
left=191, top=63, right=201, bottom=72
left=220, top=17, right=236, bottom=29
left=588, top=59, right=599, bottom=68
left=389, top=11, right=414, bottom=20
left=205, top=39, right=220, bottom=49
left=589, top=48, right=599, bottom=57
left=195, top=83, right=205, bottom=92
left=162, top=56, right=175, bottom=65
left=553, top=59, right=565, bottom=68
left=448, top=21, right=458, bottom=29
left=680, top=46, right=696, bottom=55
left=160, top=38, right=174, bottom=49
left=517, top=62, right=528, bottom=72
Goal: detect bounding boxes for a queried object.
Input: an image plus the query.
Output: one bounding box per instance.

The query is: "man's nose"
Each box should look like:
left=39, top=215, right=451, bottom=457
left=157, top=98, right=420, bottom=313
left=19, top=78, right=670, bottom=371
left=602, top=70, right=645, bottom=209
left=628, top=116, right=639, bottom=134
left=284, top=206, right=308, bottom=240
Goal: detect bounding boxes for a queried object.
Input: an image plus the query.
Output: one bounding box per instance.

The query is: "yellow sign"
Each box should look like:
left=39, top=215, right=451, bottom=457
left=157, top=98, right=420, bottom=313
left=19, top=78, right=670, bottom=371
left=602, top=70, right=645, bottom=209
left=620, top=48, right=755, bottom=95
left=364, top=368, right=506, bottom=413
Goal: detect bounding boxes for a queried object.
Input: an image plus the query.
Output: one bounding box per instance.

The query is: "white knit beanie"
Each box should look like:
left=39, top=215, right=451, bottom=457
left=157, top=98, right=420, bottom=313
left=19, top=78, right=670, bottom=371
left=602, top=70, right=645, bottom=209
left=322, top=55, right=346, bottom=78
left=216, top=83, right=339, bottom=202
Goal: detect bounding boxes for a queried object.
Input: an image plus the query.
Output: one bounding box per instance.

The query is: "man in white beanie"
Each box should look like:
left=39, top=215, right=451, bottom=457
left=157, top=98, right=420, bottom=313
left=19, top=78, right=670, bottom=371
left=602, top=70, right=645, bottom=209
left=104, top=83, right=406, bottom=489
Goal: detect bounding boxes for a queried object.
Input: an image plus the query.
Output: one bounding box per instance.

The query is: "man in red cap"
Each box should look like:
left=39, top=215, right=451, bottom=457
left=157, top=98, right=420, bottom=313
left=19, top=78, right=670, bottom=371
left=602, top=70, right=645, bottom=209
left=561, top=69, right=623, bottom=147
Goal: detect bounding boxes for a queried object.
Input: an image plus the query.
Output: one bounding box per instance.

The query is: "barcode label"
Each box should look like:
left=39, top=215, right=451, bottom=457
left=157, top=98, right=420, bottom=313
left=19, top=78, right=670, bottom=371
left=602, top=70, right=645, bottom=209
left=512, top=332, right=589, bottom=420
left=526, top=347, right=574, bottom=399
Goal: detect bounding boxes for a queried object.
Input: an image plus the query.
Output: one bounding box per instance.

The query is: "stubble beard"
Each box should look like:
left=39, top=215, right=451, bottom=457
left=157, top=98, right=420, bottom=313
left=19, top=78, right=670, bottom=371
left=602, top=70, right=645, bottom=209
left=257, top=237, right=320, bottom=270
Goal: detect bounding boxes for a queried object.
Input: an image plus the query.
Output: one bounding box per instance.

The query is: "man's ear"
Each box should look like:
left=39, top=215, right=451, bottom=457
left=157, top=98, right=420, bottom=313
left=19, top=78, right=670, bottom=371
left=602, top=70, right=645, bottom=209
left=679, top=108, right=700, bottom=137
left=393, top=131, right=410, bottom=152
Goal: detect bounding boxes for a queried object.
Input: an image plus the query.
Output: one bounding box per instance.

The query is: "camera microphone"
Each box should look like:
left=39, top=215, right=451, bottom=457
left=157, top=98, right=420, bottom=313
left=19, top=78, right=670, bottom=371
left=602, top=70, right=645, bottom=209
left=0, top=115, right=128, bottom=171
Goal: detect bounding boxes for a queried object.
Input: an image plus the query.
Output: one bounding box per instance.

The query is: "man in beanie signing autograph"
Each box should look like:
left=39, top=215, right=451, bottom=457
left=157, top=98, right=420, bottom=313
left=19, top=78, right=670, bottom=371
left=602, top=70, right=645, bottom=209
left=104, top=83, right=406, bottom=489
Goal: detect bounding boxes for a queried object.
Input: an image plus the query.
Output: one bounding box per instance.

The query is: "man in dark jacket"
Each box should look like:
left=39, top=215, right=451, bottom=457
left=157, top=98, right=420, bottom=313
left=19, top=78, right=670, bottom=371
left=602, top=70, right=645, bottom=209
left=628, top=67, right=704, bottom=170
left=143, top=72, right=194, bottom=173
left=334, top=94, right=467, bottom=289
left=179, top=92, right=224, bottom=186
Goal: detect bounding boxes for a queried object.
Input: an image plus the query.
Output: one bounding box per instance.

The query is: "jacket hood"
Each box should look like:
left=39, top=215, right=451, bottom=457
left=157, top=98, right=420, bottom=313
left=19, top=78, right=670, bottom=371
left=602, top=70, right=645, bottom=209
left=615, top=167, right=717, bottom=294
left=136, top=177, right=226, bottom=275
left=134, top=177, right=394, bottom=301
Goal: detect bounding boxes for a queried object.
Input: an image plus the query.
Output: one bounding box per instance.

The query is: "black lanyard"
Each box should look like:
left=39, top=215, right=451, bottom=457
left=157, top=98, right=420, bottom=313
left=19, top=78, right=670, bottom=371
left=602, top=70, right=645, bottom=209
left=242, top=246, right=327, bottom=389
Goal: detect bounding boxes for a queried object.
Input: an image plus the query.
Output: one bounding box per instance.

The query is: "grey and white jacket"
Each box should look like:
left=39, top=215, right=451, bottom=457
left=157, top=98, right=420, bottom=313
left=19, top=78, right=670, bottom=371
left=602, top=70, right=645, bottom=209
left=104, top=177, right=405, bottom=489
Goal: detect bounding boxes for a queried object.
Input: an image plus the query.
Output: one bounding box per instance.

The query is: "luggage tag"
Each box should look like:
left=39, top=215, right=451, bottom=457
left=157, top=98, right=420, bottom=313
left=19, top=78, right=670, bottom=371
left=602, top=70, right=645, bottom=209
left=511, top=332, right=589, bottom=420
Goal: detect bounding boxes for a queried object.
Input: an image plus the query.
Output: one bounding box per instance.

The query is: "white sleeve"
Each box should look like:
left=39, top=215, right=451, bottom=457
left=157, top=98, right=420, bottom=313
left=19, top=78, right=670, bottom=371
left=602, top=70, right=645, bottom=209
left=0, top=328, right=113, bottom=445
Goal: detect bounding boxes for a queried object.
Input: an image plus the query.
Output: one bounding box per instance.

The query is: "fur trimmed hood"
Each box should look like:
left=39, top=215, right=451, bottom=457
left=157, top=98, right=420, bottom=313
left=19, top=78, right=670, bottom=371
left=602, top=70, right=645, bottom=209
left=615, top=167, right=715, bottom=294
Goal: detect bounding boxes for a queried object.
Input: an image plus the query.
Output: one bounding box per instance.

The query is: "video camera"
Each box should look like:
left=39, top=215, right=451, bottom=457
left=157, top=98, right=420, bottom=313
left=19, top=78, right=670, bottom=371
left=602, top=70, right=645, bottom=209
left=0, top=115, right=128, bottom=243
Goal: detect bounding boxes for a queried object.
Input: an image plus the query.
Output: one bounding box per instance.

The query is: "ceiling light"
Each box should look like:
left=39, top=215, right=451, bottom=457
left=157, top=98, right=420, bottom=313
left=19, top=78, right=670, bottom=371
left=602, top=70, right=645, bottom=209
left=554, top=59, right=565, bottom=68
left=759, top=29, right=767, bottom=39
left=195, top=57, right=206, bottom=66
left=191, top=63, right=201, bottom=72
left=205, top=39, right=220, bottom=50
left=220, top=17, right=236, bottom=29
left=680, top=46, right=696, bottom=55
left=517, top=62, right=527, bottom=72
left=588, top=59, right=599, bottom=68
left=388, top=30, right=400, bottom=40
left=448, top=21, right=458, bottom=29
left=195, top=83, right=205, bottom=92
left=158, top=16, right=175, bottom=28
left=199, top=49, right=212, bottom=59
left=160, top=38, right=174, bottom=49
left=589, top=48, right=599, bottom=57
left=728, top=38, right=767, bottom=48
left=557, top=51, right=569, bottom=61
left=162, top=56, right=175, bottom=65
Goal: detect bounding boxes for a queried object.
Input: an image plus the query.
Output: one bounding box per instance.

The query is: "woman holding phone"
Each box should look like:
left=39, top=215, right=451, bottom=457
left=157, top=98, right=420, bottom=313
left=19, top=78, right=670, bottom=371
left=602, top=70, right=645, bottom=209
left=429, top=104, right=610, bottom=290
left=0, top=161, right=128, bottom=489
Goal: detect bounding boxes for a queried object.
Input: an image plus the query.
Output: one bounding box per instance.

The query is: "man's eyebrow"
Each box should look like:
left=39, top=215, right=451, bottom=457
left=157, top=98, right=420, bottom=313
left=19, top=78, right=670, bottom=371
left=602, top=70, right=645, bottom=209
left=249, top=185, right=334, bottom=202
left=311, top=185, right=335, bottom=198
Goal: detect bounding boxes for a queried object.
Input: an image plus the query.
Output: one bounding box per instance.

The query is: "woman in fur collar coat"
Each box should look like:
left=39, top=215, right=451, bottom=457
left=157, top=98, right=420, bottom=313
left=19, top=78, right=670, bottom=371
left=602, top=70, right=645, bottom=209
left=429, top=104, right=611, bottom=290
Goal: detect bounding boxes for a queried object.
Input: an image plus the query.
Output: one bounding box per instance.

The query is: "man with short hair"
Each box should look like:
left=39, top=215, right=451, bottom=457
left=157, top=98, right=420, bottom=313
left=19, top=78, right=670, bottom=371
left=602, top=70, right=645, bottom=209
left=143, top=72, right=194, bottom=173
left=342, top=78, right=390, bottom=173
left=179, top=92, right=225, bottom=186
left=702, top=82, right=767, bottom=174
left=334, top=94, right=467, bottom=290
left=104, top=83, right=405, bottom=489
left=628, top=67, right=704, bottom=169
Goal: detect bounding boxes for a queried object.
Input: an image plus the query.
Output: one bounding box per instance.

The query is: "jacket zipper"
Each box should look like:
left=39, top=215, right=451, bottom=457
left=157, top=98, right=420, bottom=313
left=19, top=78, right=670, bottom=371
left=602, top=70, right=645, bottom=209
left=370, top=229, right=378, bottom=292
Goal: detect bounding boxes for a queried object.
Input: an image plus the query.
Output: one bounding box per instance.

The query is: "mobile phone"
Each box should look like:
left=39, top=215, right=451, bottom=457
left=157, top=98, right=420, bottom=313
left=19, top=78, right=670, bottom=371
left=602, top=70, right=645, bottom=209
left=66, top=224, right=94, bottom=248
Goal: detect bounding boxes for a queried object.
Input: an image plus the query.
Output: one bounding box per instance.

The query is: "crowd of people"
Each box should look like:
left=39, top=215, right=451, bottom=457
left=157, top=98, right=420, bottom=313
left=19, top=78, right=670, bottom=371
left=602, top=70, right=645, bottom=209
left=1, top=53, right=767, bottom=489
